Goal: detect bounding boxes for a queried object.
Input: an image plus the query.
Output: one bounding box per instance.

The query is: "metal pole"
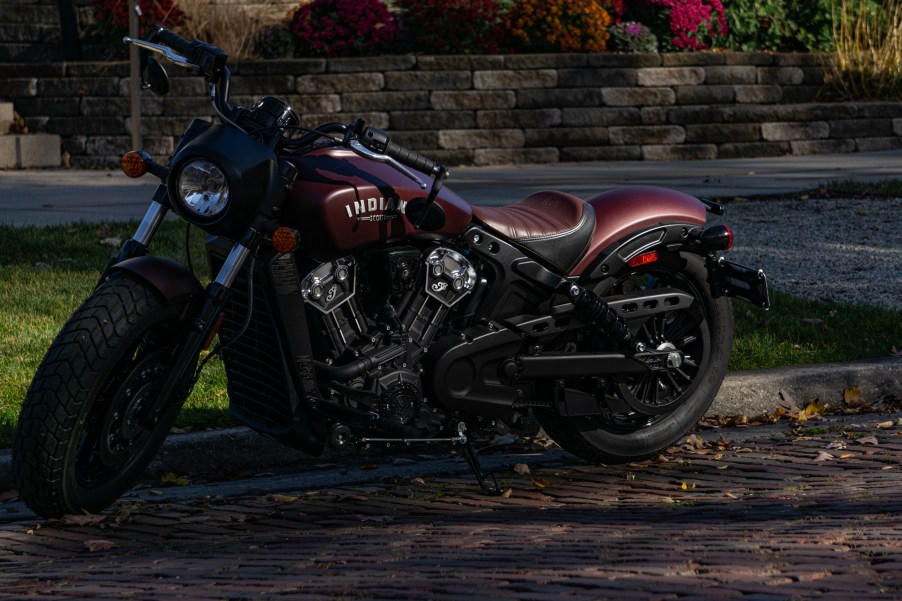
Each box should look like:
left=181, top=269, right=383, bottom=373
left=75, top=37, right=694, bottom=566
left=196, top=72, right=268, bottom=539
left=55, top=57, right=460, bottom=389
left=128, top=0, right=141, bottom=150
left=57, top=0, right=81, bottom=60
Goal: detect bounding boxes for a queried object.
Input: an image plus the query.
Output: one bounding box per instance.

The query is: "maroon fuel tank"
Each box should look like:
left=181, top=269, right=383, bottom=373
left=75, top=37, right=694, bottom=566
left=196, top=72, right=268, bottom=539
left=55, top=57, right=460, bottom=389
left=569, top=186, right=707, bottom=276
left=282, top=147, right=473, bottom=261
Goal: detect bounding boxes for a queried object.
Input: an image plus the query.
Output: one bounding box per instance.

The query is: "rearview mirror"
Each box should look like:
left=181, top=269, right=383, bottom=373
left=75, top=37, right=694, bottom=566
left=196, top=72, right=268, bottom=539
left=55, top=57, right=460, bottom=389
left=142, top=54, right=170, bottom=96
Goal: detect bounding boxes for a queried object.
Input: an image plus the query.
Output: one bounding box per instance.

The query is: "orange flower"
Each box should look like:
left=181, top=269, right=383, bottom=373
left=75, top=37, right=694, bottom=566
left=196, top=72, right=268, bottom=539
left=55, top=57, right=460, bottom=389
left=504, top=0, right=612, bottom=52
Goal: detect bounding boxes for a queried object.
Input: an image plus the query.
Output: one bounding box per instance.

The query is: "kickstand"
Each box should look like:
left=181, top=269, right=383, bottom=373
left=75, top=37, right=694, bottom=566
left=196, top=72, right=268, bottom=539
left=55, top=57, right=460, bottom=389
left=461, top=440, right=504, bottom=496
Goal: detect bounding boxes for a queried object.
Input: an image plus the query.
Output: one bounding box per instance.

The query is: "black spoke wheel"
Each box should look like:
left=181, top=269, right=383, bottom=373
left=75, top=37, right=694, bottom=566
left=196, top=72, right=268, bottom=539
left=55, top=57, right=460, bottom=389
left=13, top=272, right=192, bottom=518
left=537, top=253, right=733, bottom=464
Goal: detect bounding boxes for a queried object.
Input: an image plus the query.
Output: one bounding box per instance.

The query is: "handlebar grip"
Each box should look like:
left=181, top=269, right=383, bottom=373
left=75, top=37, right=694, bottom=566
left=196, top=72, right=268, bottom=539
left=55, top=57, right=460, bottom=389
left=384, top=141, right=438, bottom=176
left=150, top=25, right=195, bottom=58
left=360, top=126, right=439, bottom=175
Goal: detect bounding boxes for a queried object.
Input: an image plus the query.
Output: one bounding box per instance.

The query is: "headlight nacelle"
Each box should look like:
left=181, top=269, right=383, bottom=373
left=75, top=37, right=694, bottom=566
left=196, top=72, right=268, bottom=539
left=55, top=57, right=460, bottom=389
left=167, top=122, right=282, bottom=238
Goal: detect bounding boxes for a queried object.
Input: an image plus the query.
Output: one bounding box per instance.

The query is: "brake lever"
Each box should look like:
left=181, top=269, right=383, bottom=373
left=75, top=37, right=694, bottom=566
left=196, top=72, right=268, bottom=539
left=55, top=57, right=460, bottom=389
left=349, top=140, right=428, bottom=190
left=123, top=36, right=200, bottom=72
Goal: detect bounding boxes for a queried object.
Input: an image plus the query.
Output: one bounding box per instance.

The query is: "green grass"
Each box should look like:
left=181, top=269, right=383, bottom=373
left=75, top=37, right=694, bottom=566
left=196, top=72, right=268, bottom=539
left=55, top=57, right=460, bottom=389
left=1, top=221, right=901, bottom=448
left=0, top=221, right=233, bottom=448
left=730, top=290, right=902, bottom=370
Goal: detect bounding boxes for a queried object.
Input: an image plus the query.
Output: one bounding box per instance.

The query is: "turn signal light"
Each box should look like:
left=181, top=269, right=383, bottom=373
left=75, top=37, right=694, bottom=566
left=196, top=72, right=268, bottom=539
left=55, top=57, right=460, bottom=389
left=121, top=151, right=150, bottom=178
left=627, top=251, right=659, bottom=268
left=271, top=227, right=301, bottom=254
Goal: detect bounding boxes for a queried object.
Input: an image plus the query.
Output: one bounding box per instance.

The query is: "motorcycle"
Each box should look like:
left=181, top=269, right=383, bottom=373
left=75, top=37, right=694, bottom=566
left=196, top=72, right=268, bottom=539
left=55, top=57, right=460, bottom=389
left=13, top=28, right=769, bottom=518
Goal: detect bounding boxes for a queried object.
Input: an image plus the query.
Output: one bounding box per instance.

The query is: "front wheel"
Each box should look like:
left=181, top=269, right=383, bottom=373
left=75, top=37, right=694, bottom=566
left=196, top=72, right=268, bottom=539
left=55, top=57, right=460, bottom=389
left=538, top=253, right=733, bottom=464
left=13, top=272, right=193, bottom=517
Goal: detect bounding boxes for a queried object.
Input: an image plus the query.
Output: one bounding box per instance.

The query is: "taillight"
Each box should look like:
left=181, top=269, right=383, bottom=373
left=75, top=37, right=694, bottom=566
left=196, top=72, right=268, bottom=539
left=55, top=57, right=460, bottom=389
left=700, top=224, right=733, bottom=251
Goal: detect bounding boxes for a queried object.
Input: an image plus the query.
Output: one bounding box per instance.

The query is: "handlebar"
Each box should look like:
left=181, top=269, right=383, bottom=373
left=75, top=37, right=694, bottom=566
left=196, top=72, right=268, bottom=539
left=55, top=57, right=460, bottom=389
left=149, top=25, right=195, bottom=58
left=359, top=126, right=440, bottom=176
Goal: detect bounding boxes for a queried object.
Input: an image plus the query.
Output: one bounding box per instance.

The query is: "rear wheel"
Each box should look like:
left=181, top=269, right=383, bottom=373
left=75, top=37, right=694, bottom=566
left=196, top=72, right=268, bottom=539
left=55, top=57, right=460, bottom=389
left=538, top=253, right=732, bottom=463
left=13, top=273, right=192, bottom=517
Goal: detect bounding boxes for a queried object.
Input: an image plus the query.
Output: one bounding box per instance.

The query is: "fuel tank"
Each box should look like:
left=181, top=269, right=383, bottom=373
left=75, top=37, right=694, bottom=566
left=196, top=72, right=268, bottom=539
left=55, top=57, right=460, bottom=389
left=283, top=147, right=473, bottom=261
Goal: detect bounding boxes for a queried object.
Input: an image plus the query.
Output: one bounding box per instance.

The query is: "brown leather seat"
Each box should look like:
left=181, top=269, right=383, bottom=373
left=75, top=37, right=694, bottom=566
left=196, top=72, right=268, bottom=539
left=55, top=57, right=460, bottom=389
left=472, top=190, right=595, bottom=273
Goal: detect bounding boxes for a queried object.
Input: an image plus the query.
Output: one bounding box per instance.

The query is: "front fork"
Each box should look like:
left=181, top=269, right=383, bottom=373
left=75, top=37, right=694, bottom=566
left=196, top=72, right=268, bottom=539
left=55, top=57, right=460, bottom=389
left=112, top=191, right=261, bottom=426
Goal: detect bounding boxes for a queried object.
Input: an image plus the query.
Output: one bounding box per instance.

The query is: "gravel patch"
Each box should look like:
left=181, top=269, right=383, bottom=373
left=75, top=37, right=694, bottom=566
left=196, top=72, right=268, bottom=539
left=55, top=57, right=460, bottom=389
left=712, top=196, right=902, bottom=311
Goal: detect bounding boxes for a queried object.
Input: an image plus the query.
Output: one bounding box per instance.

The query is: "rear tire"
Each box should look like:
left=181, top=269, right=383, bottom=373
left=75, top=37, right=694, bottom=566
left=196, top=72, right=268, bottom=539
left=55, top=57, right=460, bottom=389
left=538, top=253, right=733, bottom=464
left=12, top=272, right=191, bottom=517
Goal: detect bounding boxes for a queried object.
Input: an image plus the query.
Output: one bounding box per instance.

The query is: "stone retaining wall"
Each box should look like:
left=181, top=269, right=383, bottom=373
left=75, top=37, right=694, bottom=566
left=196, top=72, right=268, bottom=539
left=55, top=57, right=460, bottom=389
left=3, top=51, right=902, bottom=168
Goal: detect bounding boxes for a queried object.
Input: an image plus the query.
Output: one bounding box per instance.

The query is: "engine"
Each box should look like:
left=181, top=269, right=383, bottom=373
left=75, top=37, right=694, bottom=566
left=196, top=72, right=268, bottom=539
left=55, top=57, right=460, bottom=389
left=301, top=246, right=478, bottom=425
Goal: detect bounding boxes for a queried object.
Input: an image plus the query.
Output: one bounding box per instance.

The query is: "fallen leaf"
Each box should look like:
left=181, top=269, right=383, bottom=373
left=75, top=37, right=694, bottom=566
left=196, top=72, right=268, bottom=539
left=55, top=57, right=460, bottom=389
left=800, top=398, right=828, bottom=420
left=532, top=478, right=550, bottom=489
left=410, top=477, right=426, bottom=486
left=98, top=236, right=123, bottom=247
left=801, top=318, right=825, bottom=329
left=681, top=482, right=696, bottom=490
left=0, top=490, right=18, bottom=503
left=843, top=386, right=868, bottom=408
left=512, top=463, right=531, bottom=475
left=161, top=473, right=190, bottom=486
left=654, top=454, right=670, bottom=463
left=84, top=539, right=117, bottom=552
left=714, top=434, right=732, bottom=451
left=357, top=515, right=394, bottom=523
left=661, top=497, right=676, bottom=504
left=826, top=441, right=846, bottom=450
left=61, top=512, right=106, bottom=527
left=724, top=492, right=739, bottom=499
left=876, top=421, right=894, bottom=429
left=148, top=489, right=164, bottom=496
left=777, top=390, right=796, bottom=410
left=501, top=488, right=513, bottom=498
left=857, top=436, right=879, bottom=446
left=270, top=494, right=300, bottom=504
left=717, top=465, right=729, bottom=470
left=814, top=451, right=835, bottom=462
left=839, top=452, right=854, bottom=459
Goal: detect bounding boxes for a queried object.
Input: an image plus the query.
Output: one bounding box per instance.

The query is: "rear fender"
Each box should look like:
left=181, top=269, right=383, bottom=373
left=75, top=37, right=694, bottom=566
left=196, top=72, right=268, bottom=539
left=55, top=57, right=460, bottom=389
left=570, top=186, right=707, bottom=278
left=107, top=256, right=204, bottom=304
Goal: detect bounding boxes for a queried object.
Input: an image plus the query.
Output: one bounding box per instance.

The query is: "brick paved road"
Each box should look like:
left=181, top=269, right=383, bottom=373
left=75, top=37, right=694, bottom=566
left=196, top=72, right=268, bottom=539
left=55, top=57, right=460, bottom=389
left=0, top=414, right=900, bottom=600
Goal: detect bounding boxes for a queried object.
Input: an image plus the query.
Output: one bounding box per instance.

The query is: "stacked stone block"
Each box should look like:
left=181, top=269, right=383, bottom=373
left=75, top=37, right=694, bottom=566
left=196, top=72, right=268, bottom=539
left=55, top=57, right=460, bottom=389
left=2, top=51, right=901, bottom=168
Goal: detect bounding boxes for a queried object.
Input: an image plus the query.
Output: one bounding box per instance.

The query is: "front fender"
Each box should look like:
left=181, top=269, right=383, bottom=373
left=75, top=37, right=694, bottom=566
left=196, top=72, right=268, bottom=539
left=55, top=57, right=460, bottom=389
left=570, top=186, right=707, bottom=277
left=107, top=256, right=204, bottom=304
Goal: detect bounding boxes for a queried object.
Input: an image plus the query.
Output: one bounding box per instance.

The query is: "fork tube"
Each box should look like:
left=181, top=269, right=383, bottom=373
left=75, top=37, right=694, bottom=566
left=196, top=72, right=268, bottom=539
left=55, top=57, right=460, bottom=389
left=214, top=243, right=251, bottom=288
left=133, top=200, right=168, bottom=246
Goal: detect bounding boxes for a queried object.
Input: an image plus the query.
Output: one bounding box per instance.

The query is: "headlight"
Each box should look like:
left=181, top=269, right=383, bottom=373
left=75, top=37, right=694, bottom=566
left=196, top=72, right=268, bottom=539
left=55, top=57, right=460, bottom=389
left=177, top=160, right=230, bottom=217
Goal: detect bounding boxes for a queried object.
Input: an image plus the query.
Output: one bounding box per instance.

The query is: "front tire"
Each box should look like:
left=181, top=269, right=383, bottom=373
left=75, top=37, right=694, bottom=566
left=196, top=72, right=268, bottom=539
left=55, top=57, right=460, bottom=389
left=538, top=253, right=733, bottom=464
left=13, top=272, right=192, bottom=518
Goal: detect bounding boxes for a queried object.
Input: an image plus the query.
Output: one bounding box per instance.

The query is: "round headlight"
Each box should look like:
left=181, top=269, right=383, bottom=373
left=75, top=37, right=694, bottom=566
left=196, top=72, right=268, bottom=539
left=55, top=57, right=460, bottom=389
left=177, top=159, right=230, bottom=217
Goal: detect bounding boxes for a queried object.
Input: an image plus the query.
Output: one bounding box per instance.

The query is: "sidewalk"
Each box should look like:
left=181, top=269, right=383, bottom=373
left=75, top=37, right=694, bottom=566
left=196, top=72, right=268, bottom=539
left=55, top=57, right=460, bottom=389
left=2, top=150, right=902, bottom=225
left=1, top=411, right=900, bottom=599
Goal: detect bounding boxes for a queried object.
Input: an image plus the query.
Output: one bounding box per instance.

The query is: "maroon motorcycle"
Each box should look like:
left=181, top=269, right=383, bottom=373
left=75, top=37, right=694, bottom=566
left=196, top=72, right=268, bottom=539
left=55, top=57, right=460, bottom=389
left=13, top=28, right=769, bottom=518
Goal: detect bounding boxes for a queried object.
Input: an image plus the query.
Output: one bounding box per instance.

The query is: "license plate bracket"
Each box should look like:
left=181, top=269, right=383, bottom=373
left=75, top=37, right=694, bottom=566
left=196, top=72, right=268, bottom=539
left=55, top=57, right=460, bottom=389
left=711, top=258, right=770, bottom=309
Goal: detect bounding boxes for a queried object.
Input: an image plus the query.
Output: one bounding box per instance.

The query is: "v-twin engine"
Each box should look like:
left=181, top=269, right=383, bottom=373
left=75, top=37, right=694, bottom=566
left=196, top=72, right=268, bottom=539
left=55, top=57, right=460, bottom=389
left=301, top=247, right=478, bottom=424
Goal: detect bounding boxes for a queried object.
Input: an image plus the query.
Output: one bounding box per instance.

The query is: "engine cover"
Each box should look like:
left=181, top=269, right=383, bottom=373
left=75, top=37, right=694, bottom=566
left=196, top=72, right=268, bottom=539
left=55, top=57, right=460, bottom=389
left=424, top=248, right=476, bottom=307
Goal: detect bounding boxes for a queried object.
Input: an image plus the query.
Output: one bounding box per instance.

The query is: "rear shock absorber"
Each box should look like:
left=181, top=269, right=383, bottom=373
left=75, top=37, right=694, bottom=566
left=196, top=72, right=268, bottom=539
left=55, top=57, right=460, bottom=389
left=566, top=284, right=642, bottom=354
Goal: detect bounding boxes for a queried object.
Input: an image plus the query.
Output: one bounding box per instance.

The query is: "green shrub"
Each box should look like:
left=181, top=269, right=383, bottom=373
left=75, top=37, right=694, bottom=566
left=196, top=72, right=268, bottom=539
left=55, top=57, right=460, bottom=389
left=721, top=0, right=834, bottom=51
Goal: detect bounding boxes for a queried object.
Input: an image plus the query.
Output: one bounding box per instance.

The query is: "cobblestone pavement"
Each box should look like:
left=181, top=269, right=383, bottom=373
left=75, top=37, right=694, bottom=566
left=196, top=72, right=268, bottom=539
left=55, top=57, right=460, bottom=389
left=0, top=413, right=900, bottom=600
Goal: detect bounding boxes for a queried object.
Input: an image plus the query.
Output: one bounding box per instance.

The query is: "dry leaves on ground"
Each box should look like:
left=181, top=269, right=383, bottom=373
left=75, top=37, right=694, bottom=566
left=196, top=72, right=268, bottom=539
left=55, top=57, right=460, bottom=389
left=512, top=463, right=531, bottom=475
left=83, top=539, right=117, bottom=552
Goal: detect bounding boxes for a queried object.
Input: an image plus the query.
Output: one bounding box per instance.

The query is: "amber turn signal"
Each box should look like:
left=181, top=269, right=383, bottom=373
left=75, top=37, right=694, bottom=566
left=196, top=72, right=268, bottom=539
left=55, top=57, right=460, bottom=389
left=271, top=227, right=300, bottom=254
left=121, top=151, right=149, bottom=178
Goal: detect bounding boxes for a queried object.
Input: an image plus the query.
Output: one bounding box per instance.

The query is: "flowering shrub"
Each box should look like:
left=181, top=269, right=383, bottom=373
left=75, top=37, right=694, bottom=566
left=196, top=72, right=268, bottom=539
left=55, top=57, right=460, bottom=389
left=396, top=0, right=510, bottom=54
left=611, top=21, right=658, bottom=53
left=722, top=0, right=833, bottom=52
left=627, top=0, right=728, bottom=50
left=505, top=0, right=613, bottom=53
left=290, top=0, right=399, bottom=57
left=85, top=0, right=185, bottom=58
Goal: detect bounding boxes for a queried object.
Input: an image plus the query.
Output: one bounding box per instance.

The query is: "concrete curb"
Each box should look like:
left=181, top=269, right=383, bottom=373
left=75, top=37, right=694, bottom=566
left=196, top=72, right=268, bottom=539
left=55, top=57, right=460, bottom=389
left=2, top=357, right=900, bottom=489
